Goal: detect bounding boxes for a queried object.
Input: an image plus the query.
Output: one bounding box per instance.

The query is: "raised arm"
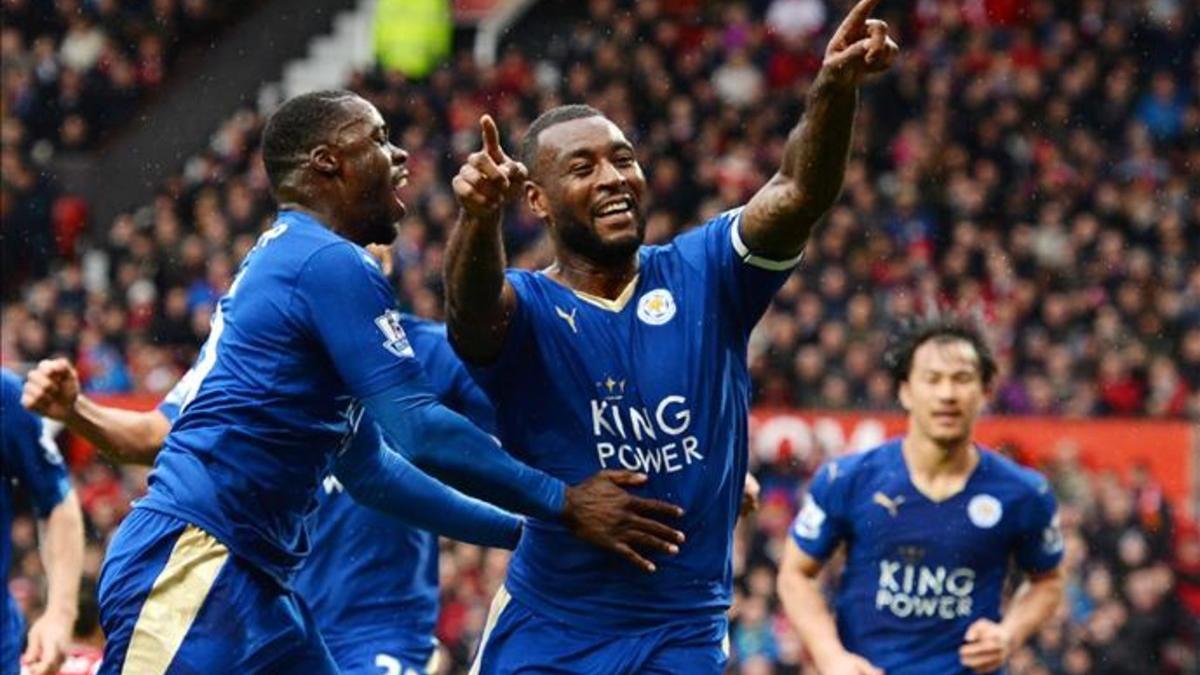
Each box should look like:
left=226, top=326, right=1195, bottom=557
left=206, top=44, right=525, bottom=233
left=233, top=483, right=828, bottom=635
left=741, top=0, right=898, bottom=260
left=22, top=358, right=168, bottom=466
left=444, top=115, right=526, bottom=365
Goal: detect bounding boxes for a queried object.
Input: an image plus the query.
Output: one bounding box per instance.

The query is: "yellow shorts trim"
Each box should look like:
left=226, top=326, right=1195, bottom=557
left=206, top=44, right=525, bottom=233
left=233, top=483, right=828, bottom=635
left=121, top=525, right=229, bottom=675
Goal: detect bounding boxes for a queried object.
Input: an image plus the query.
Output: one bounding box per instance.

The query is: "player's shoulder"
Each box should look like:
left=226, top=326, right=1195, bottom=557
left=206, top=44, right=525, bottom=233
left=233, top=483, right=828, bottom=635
left=979, top=448, right=1053, bottom=502
left=813, top=439, right=899, bottom=493
left=399, top=314, right=451, bottom=353
left=642, top=207, right=744, bottom=262
left=0, top=367, right=21, bottom=402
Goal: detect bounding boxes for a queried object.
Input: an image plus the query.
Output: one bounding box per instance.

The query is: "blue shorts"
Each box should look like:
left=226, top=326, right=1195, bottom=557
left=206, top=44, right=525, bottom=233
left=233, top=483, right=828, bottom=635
left=97, top=508, right=337, bottom=675
left=326, top=634, right=439, bottom=675
left=470, top=586, right=729, bottom=675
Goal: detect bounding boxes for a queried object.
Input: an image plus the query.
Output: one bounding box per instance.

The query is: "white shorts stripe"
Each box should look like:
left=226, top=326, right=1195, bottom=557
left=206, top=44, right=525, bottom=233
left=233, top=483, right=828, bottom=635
left=468, top=585, right=512, bottom=675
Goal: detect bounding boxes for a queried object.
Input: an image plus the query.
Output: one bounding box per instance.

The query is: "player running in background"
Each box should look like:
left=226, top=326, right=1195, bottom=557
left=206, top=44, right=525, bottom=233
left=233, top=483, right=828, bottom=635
left=776, top=319, right=1066, bottom=675
left=443, top=1, right=897, bottom=671
left=75, top=90, right=682, bottom=674
left=1, top=369, right=84, bottom=675
left=24, top=310, right=503, bottom=675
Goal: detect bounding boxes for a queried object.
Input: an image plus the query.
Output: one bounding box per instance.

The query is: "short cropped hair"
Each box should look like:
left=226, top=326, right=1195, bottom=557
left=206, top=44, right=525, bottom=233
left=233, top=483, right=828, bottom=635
left=520, top=104, right=605, bottom=173
left=884, top=315, right=998, bottom=389
left=261, top=90, right=359, bottom=190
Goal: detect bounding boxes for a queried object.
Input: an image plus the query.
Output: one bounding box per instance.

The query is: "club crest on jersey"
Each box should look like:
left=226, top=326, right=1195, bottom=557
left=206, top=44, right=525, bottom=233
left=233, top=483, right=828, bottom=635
left=637, top=288, right=676, bottom=325
left=374, top=310, right=414, bottom=358
left=967, top=494, right=1003, bottom=529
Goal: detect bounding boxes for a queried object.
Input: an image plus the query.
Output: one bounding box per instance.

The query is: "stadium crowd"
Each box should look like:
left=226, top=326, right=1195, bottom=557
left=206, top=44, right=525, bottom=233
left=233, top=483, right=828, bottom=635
left=2, top=0, right=1198, bottom=672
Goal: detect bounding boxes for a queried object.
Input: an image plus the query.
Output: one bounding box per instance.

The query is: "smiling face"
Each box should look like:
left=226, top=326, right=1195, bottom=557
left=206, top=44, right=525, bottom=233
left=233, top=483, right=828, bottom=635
left=526, top=116, right=647, bottom=266
left=328, top=97, right=409, bottom=245
left=898, top=338, right=990, bottom=447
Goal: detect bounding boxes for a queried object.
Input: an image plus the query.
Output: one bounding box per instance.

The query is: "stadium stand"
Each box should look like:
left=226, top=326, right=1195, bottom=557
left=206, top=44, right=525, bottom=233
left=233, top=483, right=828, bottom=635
left=2, top=0, right=1197, bottom=673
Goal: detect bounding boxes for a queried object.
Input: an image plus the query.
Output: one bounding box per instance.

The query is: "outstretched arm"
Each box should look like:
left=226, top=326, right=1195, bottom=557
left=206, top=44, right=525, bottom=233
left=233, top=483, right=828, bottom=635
left=23, top=358, right=168, bottom=465
left=444, top=115, right=526, bottom=365
left=741, top=0, right=898, bottom=260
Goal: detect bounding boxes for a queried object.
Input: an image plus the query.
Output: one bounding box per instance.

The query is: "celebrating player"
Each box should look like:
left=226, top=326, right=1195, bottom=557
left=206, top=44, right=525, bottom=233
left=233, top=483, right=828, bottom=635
left=23, top=311, right=501, bottom=674
left=776, top=319, right=1066, bottom=675
left=1, top=369, right=84, bottom=675
left=443, top=1, right=898, bottom=671
left=73, top=90, right=683, bottom=674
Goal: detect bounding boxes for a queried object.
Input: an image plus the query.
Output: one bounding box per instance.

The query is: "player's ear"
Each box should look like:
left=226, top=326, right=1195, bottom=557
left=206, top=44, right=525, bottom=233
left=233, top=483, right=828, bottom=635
left=897, top=379, right=912, bottom=412
left=526, top=180, right=549, bottom=219
left=308, top=144, right=339, bottom=176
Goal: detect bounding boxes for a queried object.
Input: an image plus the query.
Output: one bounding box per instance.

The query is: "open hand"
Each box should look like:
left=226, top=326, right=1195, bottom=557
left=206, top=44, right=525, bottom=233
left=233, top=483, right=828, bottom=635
left=563, top=470, right=685, bottom=573
left=822, top=0, right=899, bottom=88
left=21, top=609, right=73, bottom=675
left=21, top=358, right=80, bottom=422
left=452, top=114, right=528, bottom=219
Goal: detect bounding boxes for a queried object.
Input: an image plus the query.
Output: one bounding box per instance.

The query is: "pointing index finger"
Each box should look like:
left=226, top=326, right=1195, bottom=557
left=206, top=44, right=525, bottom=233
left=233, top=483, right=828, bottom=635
left=832, top=0, right=883, bottom=45
left=480, top=114, right=508, bottom=163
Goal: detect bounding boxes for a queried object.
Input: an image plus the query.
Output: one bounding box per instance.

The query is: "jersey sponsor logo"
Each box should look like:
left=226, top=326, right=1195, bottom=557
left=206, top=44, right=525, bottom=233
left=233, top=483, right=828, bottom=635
left=636, top=288, right=676, bottom=325
left=590, top=389, right=703, bottom=476
left=1042, top=512, right=1064, bottom=555
left=967, top=494, right=1003, bottom=529
left=876, top=559, right=975, bottom=620
left=375, top=310, right=415, bottom=358
left=872, top=491, right=905, bottom=517
left=555, top=305, right=579, bottom=333
left=793, top=493, right=826, bottom=540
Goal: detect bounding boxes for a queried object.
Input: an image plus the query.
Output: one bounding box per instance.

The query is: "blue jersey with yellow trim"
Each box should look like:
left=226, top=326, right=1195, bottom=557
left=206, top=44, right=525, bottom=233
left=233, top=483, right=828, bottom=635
left=295, top=315, right=497, bottom=659
left=137, top=210, right=427, bottom=585
left=2, top=369, right=71, bottom=674
left=472, top=208, right=794, bottom=630
left=790, top=439, right=1063, bottom=675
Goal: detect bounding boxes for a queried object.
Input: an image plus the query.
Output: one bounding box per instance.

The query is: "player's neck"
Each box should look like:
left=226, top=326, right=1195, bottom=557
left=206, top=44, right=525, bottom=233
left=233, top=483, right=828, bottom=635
left=548, top=252, right=638, bottom=301
left=901, top=433, right=979, bottom=502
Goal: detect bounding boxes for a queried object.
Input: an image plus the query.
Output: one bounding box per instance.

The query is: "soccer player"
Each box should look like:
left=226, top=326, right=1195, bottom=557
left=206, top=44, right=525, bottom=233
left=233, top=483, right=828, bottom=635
left=442, top=1, right=898, bottom=671
left=76, top=90, right=683, bottom=674
left=776, top=319, right=1066, bottom=675
left=23, top=311, right=502, bottom=675
left=1, top=368, right=84, bottom=675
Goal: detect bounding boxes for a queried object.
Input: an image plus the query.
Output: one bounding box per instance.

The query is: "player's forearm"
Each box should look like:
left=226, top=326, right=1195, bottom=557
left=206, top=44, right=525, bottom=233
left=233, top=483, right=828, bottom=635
left=778, top=568, right=848, bottom=668
left=363, top=389, right=566, bottom=520
left=66, top=396, right=167, bottom=465
left=1000, top=572, right=1064, bottom=648
left=444, top=211, right=510, bottom=362
left=336, top=434, right=523, bottom=549
left=40, top=491, right=84, bottom=622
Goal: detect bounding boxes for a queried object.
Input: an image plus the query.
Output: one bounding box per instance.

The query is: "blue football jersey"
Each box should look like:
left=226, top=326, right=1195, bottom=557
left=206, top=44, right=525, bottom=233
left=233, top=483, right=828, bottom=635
left=295, top=315, right=497, bottom=657
left=1, top=369, right=71, bottom=673
left=790, top=439, right=1064, bottom=675
left=472, top=208, right=796, bottom=630
left=137, top=210, right=428, bottom=584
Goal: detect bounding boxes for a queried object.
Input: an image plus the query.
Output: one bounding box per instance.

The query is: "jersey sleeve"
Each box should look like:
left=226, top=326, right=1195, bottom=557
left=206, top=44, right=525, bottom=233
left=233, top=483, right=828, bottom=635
left=3, top=392, right=71, bottom=517
left=157, top=365, right=202, bottom=423
left=1013, top=477, right=1064, bottom=574
left=295, top=242, right=429, bottom=399
left=672, top=207, right=800, bottom=335
left=790, top=459, right=851, bottom=561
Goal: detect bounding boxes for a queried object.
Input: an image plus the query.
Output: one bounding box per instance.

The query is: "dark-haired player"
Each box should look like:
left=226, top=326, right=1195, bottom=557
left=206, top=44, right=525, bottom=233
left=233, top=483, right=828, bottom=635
left=87, top=90, right=683, bottom=674
left=444, top=1, right=898, bottom=671
left=776, top=319, right=1065, bottom=675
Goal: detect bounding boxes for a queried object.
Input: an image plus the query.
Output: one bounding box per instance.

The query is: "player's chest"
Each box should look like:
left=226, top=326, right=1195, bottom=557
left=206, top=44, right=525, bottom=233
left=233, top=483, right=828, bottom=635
left=850, top=486, right=1015, bottom=569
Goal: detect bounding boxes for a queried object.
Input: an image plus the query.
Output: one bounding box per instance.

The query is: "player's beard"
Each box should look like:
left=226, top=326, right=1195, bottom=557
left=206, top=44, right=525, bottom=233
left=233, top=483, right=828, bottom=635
left=552, top=206, right=645, bottom=267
